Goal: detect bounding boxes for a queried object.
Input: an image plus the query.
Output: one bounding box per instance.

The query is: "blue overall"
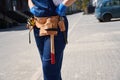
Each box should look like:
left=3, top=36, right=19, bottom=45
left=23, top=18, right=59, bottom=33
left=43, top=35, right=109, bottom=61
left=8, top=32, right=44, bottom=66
left=31, top=0, right=68, bottom=80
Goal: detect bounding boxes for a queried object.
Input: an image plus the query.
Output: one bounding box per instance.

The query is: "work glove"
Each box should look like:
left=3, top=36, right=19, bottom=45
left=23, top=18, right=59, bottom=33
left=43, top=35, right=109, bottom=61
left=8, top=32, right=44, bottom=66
left=56, top=3, right=67, bottom=16
left=30, top=6, right=40, bottom=17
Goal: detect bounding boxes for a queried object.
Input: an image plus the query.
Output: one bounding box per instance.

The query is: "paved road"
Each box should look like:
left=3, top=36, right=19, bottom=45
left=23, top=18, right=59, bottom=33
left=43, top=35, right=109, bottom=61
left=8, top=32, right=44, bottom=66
left=0, top=13, right=120, bottom=80
left=0, top=24, right=41, bottom=80
left=62, top=13, right=120, bottom=80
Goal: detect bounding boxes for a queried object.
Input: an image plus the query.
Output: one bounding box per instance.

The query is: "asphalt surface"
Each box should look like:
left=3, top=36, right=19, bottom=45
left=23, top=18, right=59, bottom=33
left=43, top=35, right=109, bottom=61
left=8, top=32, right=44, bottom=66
left=0, top=13, right=120, bottom=80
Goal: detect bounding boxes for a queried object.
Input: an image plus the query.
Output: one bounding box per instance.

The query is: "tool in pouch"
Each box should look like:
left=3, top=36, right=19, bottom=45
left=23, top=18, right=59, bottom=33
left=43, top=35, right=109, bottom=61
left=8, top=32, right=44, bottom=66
left=14, top=10, right=36, bottom=44
left=58, top=17, right=68, bottom=44
left=27, top=17, right=36, bottom=44
left=27, top=16, right=67, bottom=64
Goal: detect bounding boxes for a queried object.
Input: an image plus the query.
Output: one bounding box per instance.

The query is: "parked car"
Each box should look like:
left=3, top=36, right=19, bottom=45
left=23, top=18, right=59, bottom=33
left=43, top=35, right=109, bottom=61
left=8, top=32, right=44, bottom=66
left=95, top=0, right=120, bottom=22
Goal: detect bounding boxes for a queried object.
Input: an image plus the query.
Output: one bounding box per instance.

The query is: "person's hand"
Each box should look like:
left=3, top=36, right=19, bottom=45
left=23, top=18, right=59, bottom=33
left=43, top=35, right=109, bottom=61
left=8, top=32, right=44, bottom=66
left=56, top=3, right=67, bottom=16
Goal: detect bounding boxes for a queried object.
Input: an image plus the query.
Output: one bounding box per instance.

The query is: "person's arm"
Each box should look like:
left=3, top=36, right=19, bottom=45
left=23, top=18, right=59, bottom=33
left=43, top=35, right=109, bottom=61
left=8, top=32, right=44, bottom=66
left=62, top=0, right=76, bottom=7
left=28, top=0, right=38, bottom=16
left=56, top=0, right=77, bottom=16
left=28, top=0, right=34, bottom=9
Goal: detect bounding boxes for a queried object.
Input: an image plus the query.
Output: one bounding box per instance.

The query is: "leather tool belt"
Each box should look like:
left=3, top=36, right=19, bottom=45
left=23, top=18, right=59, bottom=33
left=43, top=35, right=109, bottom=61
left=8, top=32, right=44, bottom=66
left=34, top=16, right=66, bottom=36
left=27, top=16, right=67, bottom=44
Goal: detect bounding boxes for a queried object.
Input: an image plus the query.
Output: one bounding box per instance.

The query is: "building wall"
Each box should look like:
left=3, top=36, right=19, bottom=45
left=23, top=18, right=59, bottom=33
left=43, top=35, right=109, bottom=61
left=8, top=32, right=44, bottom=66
left=0, top=0, right=29, bottom=12
left=0, top=0, right=8, bottom=12
left=6, top=0, right=13, bottom=11
left=13, top=0, right=29, bottom=11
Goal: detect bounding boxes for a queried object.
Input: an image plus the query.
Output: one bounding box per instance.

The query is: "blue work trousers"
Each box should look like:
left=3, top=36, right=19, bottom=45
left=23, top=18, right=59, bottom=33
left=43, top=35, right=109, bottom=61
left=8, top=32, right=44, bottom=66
left=33, top=16, right=68, bottom=80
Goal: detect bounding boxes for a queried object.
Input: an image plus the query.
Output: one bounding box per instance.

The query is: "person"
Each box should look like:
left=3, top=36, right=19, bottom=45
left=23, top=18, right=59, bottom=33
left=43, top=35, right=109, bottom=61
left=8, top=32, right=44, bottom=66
left=27, top=0, right=76, bottom=80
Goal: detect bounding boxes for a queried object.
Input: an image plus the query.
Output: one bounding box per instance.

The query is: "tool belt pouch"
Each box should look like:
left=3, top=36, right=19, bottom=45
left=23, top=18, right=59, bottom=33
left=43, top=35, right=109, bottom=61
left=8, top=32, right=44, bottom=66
left=35, top=16, right=59, bottom=36
left=58, top=19, right=66, bottom=32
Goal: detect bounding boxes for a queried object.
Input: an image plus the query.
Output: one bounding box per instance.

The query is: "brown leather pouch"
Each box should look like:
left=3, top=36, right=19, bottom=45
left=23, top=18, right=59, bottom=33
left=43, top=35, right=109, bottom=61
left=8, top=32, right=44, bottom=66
left=35, top=16, right=59, bottom=36
left=58, top=20, right=66, bottom=32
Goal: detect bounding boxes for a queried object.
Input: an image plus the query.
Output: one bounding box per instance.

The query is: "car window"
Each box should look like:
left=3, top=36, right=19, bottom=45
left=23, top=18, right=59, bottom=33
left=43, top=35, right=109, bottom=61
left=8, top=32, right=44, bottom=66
left=111, top=0, right=120, bottom=6
left=104, top=1, right=111, bottom=7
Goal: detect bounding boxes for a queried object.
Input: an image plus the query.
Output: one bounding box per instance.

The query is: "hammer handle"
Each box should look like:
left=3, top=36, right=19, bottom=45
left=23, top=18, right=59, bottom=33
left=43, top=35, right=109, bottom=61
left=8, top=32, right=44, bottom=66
left=50, top=35, right=55, bottom=64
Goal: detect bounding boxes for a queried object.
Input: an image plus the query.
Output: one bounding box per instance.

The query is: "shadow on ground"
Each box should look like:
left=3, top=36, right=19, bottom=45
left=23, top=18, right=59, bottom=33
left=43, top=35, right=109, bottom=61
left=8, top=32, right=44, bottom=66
left=0, top=24, right=28, bottom=32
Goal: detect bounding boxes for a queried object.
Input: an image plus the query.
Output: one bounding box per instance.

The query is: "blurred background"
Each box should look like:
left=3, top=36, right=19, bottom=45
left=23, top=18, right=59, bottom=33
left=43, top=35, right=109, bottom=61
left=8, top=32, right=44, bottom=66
left=0, top=0, right=96, bottom=29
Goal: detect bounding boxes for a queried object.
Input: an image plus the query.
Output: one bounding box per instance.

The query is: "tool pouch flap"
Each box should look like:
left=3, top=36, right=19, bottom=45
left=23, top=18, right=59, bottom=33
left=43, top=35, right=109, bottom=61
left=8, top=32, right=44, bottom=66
left=36, top=16, right=65, bottom=36
left=35, top=16, right=59, bottom=36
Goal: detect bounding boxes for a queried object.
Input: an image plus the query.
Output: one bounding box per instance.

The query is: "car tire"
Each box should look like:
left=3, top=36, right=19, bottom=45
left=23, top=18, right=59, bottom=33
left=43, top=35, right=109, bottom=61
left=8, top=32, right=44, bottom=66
left=103, top=14, right=112, bottom=22
left=98, top=19, right=103, bottom=22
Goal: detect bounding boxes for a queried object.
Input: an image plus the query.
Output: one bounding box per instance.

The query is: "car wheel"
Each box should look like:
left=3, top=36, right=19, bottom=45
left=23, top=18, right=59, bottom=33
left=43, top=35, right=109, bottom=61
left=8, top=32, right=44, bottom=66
left=103, top=14, right=112, bottom=22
